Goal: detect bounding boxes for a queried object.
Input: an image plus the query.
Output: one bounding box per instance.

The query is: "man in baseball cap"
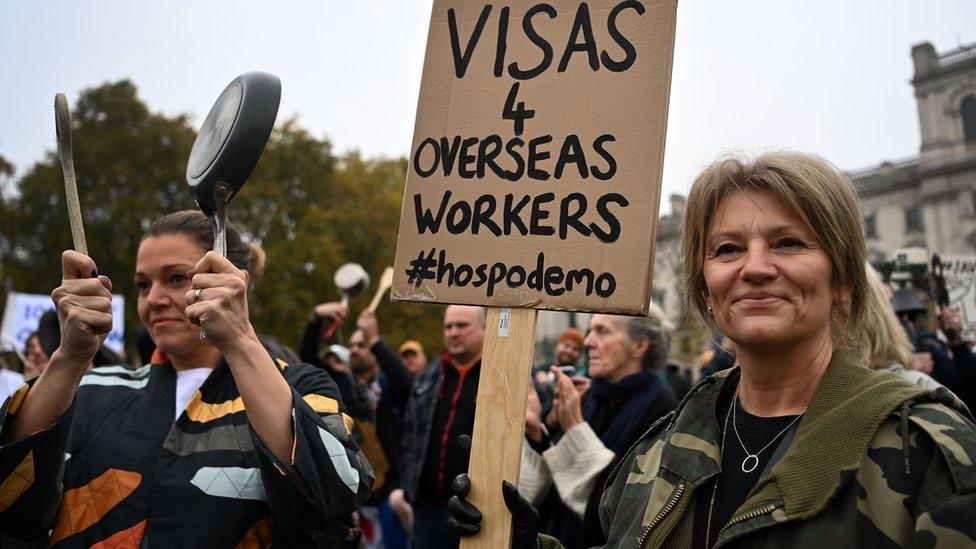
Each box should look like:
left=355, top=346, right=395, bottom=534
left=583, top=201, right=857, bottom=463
left=398, top=340, right=428, bottom=375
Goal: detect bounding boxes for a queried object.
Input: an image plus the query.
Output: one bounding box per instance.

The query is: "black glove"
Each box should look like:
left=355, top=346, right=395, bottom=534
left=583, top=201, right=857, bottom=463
left=446, top=435, right=541, bottom=548
left=502, top=479, right=541, bottom=549
left=446, top=472, right=483, bottom=536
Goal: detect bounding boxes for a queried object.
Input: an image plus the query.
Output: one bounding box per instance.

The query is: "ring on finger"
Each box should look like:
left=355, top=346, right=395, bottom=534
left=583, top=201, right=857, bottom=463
left=194, top=288, right=203, bottom=303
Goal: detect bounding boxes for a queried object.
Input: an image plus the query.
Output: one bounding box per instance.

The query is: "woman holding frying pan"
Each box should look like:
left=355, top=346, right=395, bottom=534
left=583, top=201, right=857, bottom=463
left=0, top=211, right=373, bottom=547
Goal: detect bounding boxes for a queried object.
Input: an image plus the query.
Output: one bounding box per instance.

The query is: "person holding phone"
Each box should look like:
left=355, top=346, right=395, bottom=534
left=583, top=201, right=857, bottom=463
left=503, top=311, right=678, bottom=549
left=532, top=328, right=585, bottom=421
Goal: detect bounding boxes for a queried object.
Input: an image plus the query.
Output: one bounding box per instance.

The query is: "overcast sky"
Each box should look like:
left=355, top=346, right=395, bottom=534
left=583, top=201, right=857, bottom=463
left=1, top=1, right=973, bottom=214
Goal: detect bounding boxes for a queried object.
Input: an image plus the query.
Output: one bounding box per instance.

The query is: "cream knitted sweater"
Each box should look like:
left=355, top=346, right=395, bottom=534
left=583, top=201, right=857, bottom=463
left=518, top=422, right=615, bottom=519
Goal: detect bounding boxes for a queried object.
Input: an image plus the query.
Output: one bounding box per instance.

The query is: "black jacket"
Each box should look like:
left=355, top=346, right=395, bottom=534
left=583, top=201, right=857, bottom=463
left=299, top=317, right=413, bottom=502
left=399, top=355, right=482, bottom=506
left=0, top=358, right=372, bottom=547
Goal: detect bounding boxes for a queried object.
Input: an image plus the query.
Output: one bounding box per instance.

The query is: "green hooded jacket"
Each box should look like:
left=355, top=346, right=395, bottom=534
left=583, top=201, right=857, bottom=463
left=540, top=350, right=976, bottom=548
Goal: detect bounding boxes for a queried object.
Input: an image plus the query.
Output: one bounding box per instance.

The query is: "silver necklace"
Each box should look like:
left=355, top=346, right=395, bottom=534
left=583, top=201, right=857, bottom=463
left=731, top=392, right=804, bottom=473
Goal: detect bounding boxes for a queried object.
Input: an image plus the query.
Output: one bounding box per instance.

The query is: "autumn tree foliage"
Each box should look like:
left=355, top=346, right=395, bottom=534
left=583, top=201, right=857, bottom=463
left=0, top=80, right=445, bottom=360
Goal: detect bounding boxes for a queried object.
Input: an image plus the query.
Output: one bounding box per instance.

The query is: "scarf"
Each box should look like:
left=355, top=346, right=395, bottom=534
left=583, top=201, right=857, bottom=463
left=581, top=370, right=668, bottom=455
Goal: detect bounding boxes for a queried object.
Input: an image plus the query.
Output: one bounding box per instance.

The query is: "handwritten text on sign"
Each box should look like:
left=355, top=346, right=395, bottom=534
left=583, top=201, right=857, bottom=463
left=941, top=255, right=976, bottom=341
left=392, top=1, right=677, bottom=313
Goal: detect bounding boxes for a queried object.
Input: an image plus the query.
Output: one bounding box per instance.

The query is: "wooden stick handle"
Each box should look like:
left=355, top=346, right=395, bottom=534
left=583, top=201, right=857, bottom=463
left=366, top=267, right=394, bottom=313
left=461, top=307, right=537, bottom=549
left=55, top=93, right=88, bottom=256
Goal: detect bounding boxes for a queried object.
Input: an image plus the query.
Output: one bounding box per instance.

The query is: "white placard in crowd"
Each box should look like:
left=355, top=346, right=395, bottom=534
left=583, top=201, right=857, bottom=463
left=940, top=255, right=976, bottom=341
left=0, top=292, right=125, bottom=355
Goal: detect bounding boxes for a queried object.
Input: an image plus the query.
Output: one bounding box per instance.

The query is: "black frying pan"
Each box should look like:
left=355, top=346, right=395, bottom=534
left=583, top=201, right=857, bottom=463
left=186, top=71, right=280, bottom=256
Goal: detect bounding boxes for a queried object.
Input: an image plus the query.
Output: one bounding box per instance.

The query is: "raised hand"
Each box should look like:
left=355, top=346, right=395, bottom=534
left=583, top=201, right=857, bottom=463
left=571, top=375, right=591, bottom=396
left=357, top=310, right=381, bottom=347
left=313, top=301, right=349, bottom=324
left=551, top=366, right=584, bottom=431
left=937, top=306, right=965, bottom=345
left=185, top=251, right=256, bottom=351
left=51, top=250, right=113, bottom=366
left=2, top=251, right=113, bottom=443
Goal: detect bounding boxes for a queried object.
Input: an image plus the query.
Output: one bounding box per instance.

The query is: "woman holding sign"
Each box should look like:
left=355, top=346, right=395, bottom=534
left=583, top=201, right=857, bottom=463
left=0, top=210, right=373, bottom=547
left=449, top=152, right=976, bottom=548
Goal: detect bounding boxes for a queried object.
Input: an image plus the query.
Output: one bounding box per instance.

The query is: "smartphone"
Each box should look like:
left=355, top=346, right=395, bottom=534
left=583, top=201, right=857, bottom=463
left=556, top=365, right=578, bottom=376
left=548, top=365, right=579, bottom=388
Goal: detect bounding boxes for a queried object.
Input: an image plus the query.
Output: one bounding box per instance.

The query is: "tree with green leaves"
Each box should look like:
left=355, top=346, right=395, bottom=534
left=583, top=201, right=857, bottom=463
left=0, top=80, right=444, bottom=361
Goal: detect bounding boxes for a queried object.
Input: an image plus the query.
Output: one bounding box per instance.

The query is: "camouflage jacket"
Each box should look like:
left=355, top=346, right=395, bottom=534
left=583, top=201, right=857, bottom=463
left=544, top=350, right=976, bottom=548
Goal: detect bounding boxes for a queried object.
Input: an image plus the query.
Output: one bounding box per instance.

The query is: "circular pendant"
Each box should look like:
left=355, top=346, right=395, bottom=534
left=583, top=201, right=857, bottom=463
left=741, top=454, right=759, bottom=473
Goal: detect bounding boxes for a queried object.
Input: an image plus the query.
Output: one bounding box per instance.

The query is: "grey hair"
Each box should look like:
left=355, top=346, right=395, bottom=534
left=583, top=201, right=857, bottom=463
left=473, top=306, right=487, bottom=326
left=445, top=305, right=487, bottom=327
left=626, top=302, right=672, bottom=371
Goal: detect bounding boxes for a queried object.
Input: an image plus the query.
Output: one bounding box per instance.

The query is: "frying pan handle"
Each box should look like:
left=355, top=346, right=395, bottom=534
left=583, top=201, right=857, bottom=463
left=211, top=214, right=227, bottom=258
left=201, top=183, right=235, bottom=341
left=322, top=320, right=340, bottom=340
left=211, top=182, right=234, bottom=258
left=321, top=295, right=351, bottom=340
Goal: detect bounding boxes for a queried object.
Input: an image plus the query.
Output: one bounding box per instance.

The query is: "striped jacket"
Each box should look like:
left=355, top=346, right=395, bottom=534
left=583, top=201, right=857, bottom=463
left=0, top=357, right=374, bottom=547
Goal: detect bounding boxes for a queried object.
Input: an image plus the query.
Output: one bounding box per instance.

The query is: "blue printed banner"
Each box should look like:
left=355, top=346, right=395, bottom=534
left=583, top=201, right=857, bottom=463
left=1, top=291, right=125, bottom=355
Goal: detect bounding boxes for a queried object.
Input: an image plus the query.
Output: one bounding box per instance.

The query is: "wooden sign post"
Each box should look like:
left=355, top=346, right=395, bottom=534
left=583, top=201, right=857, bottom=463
left=468, top=307, right=537, bottom=548
left=392, top=2, right=677, bottom=546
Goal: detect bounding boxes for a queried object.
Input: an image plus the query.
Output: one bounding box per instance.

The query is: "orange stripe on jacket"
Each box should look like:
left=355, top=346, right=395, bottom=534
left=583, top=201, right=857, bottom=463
left=49, top=469, right=142, bottom=546
left=184, top=393, right=246, bottom=423
left=5, top=384, right=29, bottom=415
left=302, top=394, right=339, bottom=414
left=89, top=519, right=147, bottom=549
left=149, top=348, right=167, bottom=365
left=184, top=393, right=350, bottom=428
left=301, top=395, right=354, bottom=434
left=236, top=515, right=273, bottom=548
left=0, top=451, right=34, bottom=511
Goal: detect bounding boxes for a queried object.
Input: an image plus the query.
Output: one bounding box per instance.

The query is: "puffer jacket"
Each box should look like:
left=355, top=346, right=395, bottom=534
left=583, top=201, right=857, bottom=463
left=541, top=349, right=976, bottom=548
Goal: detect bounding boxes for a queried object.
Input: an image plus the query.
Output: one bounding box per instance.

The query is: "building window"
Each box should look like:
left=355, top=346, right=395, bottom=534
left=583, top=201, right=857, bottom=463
left=964, top=95, right=976, bottom=143
left=864, top=214, right=876, bottom=239
left=905, top=206, right=922, bottom=232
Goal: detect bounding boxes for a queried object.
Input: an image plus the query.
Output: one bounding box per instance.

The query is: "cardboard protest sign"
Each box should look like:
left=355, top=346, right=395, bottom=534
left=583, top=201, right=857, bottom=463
left=1, top=292, right=126, bottom=355
left=392, top=0, right=677, bottom=314
left=940, top=255, right=976, bottom=341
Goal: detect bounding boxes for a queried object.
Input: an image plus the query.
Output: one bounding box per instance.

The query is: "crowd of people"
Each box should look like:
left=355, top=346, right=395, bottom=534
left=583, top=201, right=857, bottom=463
left=1, top=151, right=975, bottom=548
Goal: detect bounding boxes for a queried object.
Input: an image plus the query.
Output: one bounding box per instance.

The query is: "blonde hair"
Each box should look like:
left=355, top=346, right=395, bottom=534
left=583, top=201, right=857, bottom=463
left=681, top=152, right=868, bottom=344
left=860, top=263, right=914, bottom=369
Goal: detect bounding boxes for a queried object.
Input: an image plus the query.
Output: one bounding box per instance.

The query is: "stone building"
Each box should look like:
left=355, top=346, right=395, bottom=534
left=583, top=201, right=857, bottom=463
left=853, top=41, right=976, bottom=262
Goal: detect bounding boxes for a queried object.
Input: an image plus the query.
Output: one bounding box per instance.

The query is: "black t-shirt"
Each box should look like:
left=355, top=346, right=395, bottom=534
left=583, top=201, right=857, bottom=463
left=691, top=388, right=801, bottom=548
